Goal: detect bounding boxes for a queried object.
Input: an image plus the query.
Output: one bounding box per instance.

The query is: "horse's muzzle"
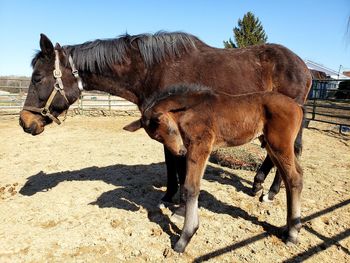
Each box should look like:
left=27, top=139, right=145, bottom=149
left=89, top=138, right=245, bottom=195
left=19, top=110, right=46, bottom=135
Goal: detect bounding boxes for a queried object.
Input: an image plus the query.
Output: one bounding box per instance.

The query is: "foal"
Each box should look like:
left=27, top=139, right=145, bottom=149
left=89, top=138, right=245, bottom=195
left=124, top=84, right=304, bottom=253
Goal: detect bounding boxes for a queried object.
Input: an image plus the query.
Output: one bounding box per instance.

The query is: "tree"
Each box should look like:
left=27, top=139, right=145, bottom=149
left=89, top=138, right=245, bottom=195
left=224, top=11, right=268, bottom=48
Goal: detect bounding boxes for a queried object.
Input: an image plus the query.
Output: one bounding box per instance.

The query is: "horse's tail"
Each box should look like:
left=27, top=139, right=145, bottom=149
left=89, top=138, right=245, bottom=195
left=294, top=105, right=306, bottom=158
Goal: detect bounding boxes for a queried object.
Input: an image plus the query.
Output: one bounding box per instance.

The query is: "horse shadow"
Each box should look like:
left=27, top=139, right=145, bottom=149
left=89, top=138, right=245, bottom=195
left=20, top=162, right=269, bottom=248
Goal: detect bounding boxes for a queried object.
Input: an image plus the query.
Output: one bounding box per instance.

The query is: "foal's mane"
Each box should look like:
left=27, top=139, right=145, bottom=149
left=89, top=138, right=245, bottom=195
left=32, top=31, right=199, bottom=72
left=142, top=84, right=215, bottom=112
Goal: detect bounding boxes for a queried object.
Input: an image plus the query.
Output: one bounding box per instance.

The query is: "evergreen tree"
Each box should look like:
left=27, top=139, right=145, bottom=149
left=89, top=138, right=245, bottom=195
left=224, top=11, right=267, bottom=48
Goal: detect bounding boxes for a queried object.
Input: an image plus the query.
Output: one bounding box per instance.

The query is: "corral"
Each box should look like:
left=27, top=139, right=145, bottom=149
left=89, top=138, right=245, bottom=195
left=0, top=115, right=349, bottom=262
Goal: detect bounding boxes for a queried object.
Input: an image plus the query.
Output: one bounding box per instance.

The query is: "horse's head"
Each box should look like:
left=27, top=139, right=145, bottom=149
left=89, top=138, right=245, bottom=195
left=123, top=110, right=187, bottom=157
left=19, top=34, right=83, bottom=135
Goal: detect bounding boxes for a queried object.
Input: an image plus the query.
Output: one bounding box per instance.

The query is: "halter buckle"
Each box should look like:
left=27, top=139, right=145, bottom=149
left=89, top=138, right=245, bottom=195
left=72, top=69, right=79, bottom=78
left=53, top=69, right=62, bottom=78
left=41, top=108, right=48, bottom=116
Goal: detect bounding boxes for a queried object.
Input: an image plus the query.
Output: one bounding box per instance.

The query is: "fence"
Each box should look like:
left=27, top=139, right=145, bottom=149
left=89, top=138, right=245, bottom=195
left=0, top=78, right=137, bottom=115
left=305, top=79, right=350, bottom=133
left=1, top=78, right=349, bottom=132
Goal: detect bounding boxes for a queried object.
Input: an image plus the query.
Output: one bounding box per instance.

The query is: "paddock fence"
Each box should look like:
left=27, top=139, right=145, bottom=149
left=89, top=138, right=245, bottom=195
left=305, top=79, right=350, bottom=133
left=1, top=78, right=349, bottom=132
left=0, top=78, right=138, bottom=116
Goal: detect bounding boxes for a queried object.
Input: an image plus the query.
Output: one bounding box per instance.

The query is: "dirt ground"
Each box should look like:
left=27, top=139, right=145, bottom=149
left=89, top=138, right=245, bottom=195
left=0, top=115, right=349, bottom=263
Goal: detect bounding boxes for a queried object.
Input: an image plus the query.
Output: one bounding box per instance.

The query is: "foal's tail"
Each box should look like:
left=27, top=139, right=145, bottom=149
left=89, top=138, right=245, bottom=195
left=294, top=105, right=306, bottom=158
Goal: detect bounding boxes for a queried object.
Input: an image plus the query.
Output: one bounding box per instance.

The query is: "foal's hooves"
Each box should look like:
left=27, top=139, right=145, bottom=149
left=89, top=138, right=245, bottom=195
left=285, top=235, right=299, bottom=246
left=174, top=240, right=186, bottom=253
left=281, top=228, right=299, bottom=246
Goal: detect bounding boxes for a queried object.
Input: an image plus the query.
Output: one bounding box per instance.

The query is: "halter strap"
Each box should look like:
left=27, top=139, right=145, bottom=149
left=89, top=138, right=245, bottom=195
left=23, top=49, right=83, bottom=125
left=69, top=55, right=84, bottom=91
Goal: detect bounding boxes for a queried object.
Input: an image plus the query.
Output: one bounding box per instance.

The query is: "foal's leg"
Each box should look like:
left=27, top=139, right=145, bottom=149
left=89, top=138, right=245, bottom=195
left=261, top=124, right=304, bottom=202
left=174, top=143, right=211, bottom=253
left=162, top=147, right=179, bottom=203
left=268, top=149, right=303, bottom=244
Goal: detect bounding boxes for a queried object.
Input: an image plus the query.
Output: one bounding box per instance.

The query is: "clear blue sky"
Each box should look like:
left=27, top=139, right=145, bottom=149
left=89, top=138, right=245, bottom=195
left=0, top=0, right=349, bottom=76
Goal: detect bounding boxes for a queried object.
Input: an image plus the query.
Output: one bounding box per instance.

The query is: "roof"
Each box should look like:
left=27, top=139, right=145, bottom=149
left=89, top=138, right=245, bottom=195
left=304, top=60, right=349, bottom=79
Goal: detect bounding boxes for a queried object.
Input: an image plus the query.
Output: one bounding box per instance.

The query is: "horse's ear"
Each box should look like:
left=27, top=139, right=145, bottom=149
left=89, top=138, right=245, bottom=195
left=40, top=33, right=54, bottom=55
left=123, top=119, right=142, bottom=132
left=55, top=43, right=62, bottom=49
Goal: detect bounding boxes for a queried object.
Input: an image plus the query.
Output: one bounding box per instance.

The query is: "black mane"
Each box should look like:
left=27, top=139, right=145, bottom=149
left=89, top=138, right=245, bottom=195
left=142, top=83, right=215, bottom=112
left=32, top=31, right=199, bottom=72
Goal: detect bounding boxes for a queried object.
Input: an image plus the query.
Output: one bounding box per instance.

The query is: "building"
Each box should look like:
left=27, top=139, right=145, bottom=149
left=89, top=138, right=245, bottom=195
left=304, top=60, right=349, bottom=79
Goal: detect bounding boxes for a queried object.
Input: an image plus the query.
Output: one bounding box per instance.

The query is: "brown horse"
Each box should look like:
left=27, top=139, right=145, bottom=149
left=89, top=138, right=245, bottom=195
left=124, top=84, right=304, bottom=252
left=19, top=32, right=311, bottom=203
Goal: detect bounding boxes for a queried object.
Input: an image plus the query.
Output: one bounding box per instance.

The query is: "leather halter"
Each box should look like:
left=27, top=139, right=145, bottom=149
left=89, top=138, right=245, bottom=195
left=23, top=50, right=83, bottom=125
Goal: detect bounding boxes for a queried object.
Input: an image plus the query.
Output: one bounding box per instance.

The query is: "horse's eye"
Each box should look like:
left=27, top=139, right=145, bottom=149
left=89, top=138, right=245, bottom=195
left=32, top=74, right=43, bottom=83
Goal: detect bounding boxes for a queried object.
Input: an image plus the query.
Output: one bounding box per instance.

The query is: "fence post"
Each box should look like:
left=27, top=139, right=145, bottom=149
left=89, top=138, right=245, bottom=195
left=311, top=98, right=316, bottom=120
left=108, top=94, right=111, bottom=113
left=79, top=94, right=83, bottom=115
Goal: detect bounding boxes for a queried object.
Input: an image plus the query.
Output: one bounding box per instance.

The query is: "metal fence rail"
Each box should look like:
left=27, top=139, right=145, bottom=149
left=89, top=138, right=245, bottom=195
left=1, top=78, right=349, bottom=132
left=305, top=79, right=350, bottom=133
left=0, top=83, right=137, bottom=115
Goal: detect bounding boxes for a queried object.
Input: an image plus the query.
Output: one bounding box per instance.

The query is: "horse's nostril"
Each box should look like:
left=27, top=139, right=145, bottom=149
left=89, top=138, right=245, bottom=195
left=24, top=127, right=32, bottom=133
left=19, top=118, right=24, bottom=128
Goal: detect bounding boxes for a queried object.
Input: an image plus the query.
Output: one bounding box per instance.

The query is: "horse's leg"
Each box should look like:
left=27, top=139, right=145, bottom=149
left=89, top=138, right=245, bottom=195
left=174, top=143, right=211, bottom=253
left=267, top=147, right=303, bottom=245
left=260, top=170, right=282, bottom=202
left=176, top=155, right=187, bottom=205
left=259, top=121, right=304, bottom=201
left=161, top=147, right=179, bottom=203
left=252, top=155, right=274, bottom=195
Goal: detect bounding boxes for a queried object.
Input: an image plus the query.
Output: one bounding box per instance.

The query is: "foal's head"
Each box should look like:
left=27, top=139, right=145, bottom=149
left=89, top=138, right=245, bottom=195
left=123, top=110, right=187, bottom=156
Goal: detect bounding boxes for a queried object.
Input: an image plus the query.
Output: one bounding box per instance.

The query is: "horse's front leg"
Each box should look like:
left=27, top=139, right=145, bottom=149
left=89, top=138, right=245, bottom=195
left=162, top=147, right=179, bottom=203
left=174, top=142, right=212, bottom=253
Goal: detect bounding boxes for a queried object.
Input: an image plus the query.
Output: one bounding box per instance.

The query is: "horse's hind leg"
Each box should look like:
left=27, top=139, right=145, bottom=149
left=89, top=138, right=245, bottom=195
left=252, top=154, right=274, bottom=195
left=258, top=120, right=304, bottom=202
left=267, top=148, right=303, bottom=244
left=260, top=170, right=283, bottom=202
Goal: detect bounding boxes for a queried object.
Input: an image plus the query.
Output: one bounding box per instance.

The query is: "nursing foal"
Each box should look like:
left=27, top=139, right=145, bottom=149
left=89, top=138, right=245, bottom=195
left=124, top=84, right=304, bottom=253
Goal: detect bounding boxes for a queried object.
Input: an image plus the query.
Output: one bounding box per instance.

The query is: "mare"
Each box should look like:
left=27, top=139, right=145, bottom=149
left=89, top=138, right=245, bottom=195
left=19, top=32, right=311, bottom=203
left=124, top=84, right=304, bottom=252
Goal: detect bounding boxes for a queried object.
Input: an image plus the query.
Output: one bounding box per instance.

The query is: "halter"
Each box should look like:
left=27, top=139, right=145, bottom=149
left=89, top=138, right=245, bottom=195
left=23, top=50, right=83, bottom=125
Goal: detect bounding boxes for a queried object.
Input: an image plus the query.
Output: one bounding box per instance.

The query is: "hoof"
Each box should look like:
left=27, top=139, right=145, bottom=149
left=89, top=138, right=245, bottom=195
left=170, top=206, right=185, bottom=224
left=259, top=192, right=273, bottom=203
left=285, top=236, right=299, bottom=246
left=281, top=228, right=299, bottom=245
left=251, top=184, right=263, bottom=196
left=158, top=199, right=174, bottom=209
left=174, top=205, right=186, bottom=217
left=174, top=241, right=186, bottom=253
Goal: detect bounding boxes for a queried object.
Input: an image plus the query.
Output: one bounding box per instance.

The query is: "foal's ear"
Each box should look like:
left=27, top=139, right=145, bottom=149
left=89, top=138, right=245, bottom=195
left=123, top=119, right=142, bottom=132
left=40, top=33, right=54, bottom=55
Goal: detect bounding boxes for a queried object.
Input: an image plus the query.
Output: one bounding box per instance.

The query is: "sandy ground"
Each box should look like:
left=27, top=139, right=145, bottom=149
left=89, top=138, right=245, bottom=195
left=0, top=115, right=349, bottom=263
